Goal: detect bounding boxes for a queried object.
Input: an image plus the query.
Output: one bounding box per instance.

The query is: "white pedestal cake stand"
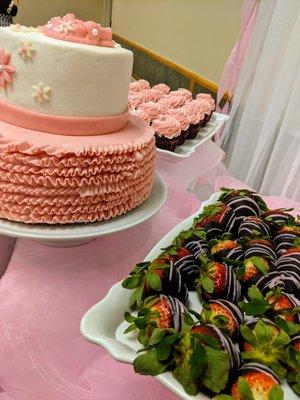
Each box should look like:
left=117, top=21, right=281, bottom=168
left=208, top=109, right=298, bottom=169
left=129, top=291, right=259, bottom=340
left=0, top=172, right=167, bottom=247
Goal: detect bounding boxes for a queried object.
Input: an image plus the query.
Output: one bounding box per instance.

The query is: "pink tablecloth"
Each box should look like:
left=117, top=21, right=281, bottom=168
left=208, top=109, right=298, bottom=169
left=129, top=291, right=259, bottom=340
left=0, top=164, right=299, bottom=400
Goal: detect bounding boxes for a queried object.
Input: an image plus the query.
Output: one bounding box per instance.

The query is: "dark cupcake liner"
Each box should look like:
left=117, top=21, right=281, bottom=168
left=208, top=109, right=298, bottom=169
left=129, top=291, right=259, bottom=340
left=155, top=134, right=180, bottom=152
left=201, top=110, right=214, bottom=128
left=187, top=123, right=201, bottom=139
left=177, top=129, right=189, bottom=146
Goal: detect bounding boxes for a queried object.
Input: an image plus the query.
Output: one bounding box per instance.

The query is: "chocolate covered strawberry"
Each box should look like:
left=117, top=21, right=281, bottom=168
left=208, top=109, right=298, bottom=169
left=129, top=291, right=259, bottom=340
left=191, top=323, right=241, bottom=370
left=256, top=271, right=300, bottom=300
left=200, top=299, right=243, bottom=339
left=235, top=256, right=272, bottom=289
left=122, top=259, right=188, bottom=308
left=243, top=238, right=277, bottom=260
left=240, top=286, right=300, bottom=328
left=273, top=222, right=300, bottom=256
left=124, top=294, right=186, bottom=345
left=263, top=208, right=294, bottom=227
left=134, top=324, right=232, bottom=396
left=219, top=188, right=268, bottom=225
left=196, top=255, right=241, bottom=302
left=276, top=248, right=300, bottom=279
left=159, top=245, right=200, bottom=290
left=172, top=228, right=209, bottom=259
left=193, top=203, right=237, bottom=239
left=285, top=336, right=300, bottom=396
left=240, top=318, right=291, bottom=379
left=209, top=236, right=243, bottom=262
left=238, top=216, right=271, bottom=239
left=230, top=363, right=281, bottom=400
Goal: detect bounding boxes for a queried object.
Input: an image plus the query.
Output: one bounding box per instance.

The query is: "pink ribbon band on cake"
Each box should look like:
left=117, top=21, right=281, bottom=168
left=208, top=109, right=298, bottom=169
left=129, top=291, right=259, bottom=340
left=0, top=100, right=129, bottom=136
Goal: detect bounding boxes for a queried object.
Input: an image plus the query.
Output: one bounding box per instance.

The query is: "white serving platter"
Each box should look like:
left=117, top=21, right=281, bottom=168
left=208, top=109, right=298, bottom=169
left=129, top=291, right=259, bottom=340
left=0, top=172, right=167, bottom=247
left=81, top=191, right=297, bottom=400
left=157, top=112, right=229, bottom=163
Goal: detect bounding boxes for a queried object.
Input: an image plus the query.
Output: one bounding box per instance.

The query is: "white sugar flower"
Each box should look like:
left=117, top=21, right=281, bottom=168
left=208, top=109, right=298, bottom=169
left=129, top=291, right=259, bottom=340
left=55, top=21, right=75, bottom=34
left=32, top=83, right=52, bottom=104
left=18, top=41, right=35, bottom=61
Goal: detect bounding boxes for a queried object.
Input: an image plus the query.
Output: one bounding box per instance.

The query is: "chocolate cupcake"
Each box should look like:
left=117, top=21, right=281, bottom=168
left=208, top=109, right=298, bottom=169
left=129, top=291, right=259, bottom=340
left=196, top=93, right=215, bottom=126
left=151, top=115, right=182, bottom=152
left=166, top=108, right=190, bottom=145
left=182, top=101, right=205, bottom=139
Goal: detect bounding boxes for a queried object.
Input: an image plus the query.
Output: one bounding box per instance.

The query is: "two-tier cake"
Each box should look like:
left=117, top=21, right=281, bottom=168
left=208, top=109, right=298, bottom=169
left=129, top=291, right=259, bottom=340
left=0, top=14, right=156, bottom=224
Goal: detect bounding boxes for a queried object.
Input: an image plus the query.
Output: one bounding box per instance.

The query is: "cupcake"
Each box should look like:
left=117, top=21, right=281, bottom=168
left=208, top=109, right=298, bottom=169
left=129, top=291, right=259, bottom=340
left=196, top=93, right=215, bottom=126
left=151, top=115, right=182, bottom=152
left=129, top=79, right=150, bottom=93
left=152, top=83, right=170, bottom=95
left=139, top=89, right=157, bottom=103
left=168, top=89, right=192, bottom=108
left=176, top=88, right=193, bottom=103
left=157, top=95, right=182, bottom=112
left=182, top=101, right=205, bottom=139
left=137, top=101, right=162, bottom=122
left=130, top=108, right=150, bottom=124
left=165, top=108, right=190, bottom=145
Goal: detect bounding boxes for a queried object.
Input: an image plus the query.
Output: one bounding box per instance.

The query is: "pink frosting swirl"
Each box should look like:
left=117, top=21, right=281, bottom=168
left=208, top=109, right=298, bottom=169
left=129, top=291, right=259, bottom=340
left=182, top=104, right=204, bottom=125
left=128, top=93, right=142, bottom=111
left=166, top=108, right=190, bottom=131
left=148, top=88, right=164, bottom=102
left=152, top=83, right=170, bottom=95
left=196, top=93, right=215, bottom=111
left=130, top=108, right=150, bottom=123
left=139, top=89, right=158, bottom=103
left=151, top=115, right=182, bottom=138
left=177, top=88, right=193, bottom=102
left=129, top=79, right=150, bottom=93
left=138, top=102, right=162, bottom=121
left=157, top=96, right=180, bottom=111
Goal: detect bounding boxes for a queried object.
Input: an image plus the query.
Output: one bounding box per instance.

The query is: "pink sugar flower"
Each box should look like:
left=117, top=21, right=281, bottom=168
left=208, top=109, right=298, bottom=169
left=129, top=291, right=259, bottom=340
left=0, top=49, right=16, bottom=89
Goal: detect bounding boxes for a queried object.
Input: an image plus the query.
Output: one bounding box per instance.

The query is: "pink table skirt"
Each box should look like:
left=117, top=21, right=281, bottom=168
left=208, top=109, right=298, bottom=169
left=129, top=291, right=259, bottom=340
left=0, top=153, right=299, bottom=400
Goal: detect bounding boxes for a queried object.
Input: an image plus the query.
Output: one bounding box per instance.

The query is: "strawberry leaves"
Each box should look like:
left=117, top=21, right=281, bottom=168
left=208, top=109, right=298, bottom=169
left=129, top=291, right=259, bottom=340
left=240, top=319, right=291, bottom=380
left=133, top=349, right=169, bottom=376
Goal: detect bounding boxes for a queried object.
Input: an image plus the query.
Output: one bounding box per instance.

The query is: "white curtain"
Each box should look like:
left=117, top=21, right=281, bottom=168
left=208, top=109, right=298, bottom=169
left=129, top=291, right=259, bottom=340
left=220, top=0, right=300, bottom=201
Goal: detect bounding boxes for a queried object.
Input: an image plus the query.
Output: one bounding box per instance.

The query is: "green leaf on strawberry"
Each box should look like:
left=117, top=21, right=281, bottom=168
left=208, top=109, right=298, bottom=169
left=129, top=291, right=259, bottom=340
left=201, top=347, right=230, bottom=394
left=145, top=272, right=162, bottom=291
left=149, top=328, right=166, bottom=346
left=122, top=275, right=141, bottom=289
left=201, top=277, right=214, bottom=293
left=240, top=325, right=258, bottom=347
left=157, top=333, right=182, bottom=361
left=269, top=384, right=284, bottom=400
left=133, top=349, right=169, bottom=376
left=213, top=395, right=234, bottom=400
left=237, top=377, right=254, bottom=400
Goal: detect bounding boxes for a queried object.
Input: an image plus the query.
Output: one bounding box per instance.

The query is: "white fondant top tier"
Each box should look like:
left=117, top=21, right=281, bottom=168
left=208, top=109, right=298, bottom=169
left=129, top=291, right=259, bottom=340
left=0, top=26, right=133, bottom=117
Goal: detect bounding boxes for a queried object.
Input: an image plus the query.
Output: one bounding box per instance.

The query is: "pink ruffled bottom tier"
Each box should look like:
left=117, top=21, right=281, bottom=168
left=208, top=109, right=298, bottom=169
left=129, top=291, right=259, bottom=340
left=0, top=117, right=156, bottom=224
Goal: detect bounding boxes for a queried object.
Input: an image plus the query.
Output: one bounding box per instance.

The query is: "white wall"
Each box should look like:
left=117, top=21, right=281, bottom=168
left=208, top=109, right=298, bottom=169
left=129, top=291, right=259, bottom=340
left=16, top=0, right=105, bottom=26
left=112, top=0, right=243, bottom=83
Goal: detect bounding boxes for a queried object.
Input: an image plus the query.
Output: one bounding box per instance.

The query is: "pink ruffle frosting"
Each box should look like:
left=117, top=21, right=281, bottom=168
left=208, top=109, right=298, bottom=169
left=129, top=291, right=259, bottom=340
left=151, top=115, right=181, bottom=139
left=0, top=116, right=156, bottom=224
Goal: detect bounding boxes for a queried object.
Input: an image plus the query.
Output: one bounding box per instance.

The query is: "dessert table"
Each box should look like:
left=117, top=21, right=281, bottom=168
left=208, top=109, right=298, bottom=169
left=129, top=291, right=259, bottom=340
left=0, top=144, right=299, bottom=400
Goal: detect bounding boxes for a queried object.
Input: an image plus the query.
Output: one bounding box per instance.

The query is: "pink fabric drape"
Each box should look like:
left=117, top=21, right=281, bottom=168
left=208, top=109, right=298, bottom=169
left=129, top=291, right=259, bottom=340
left=216, top=0, right=259, bottom=115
